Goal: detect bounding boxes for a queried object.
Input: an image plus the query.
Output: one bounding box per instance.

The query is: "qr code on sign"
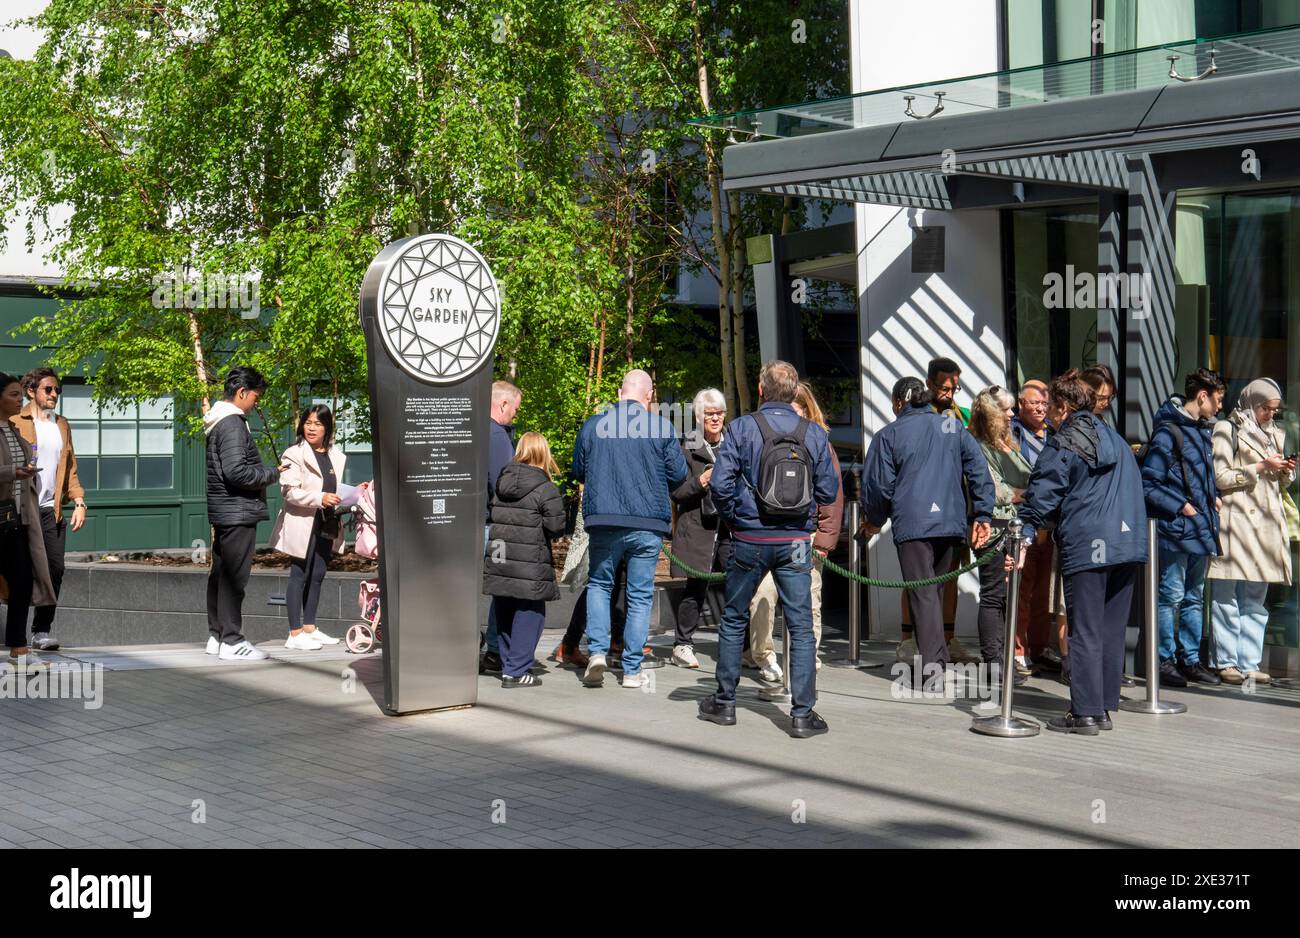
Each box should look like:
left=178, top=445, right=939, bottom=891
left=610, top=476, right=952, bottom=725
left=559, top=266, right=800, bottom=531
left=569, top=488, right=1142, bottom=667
left=431, top=499, right=446, bottom=514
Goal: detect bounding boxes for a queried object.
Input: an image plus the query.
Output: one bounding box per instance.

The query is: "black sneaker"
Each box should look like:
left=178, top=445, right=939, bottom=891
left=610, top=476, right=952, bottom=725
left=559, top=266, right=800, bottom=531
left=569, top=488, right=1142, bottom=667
left=1158, top=658, right=1188, bottom=687
left=479, top=650, right=502, bottom=674
left=1032, top=653, right=1062, bottom=673
left=501, top=673, right=541, bottom=688
left=1179, top=660, right=1222, bottom=685
left=1097, top=711, right=1113, bottom=731
left=1046, top=712, right=1100, bottom=736
left=790, top=710, right=829, bottom=739
left=697, top=694, right=737, bottom=726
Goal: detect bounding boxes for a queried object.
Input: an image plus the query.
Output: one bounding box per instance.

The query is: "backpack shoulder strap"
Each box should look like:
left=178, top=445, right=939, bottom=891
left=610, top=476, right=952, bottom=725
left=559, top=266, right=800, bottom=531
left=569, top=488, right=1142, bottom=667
left=752, top=411, right=775, bottom=442
left=793, top=417, right=810, bottom=445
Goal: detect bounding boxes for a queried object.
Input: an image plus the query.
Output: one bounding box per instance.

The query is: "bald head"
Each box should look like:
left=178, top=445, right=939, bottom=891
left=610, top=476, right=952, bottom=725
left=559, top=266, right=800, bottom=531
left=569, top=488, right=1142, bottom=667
left=620, top=369, right=654, bottom=407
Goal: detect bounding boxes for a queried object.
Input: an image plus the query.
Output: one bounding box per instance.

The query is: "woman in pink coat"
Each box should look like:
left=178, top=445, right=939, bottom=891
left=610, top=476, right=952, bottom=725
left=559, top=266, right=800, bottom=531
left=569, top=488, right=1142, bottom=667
left=270, top=405, right=346, bottom=650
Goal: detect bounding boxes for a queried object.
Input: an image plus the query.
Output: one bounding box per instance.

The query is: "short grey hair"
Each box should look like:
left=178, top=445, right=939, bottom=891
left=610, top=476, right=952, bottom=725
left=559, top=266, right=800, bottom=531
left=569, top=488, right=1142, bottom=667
left=692, top=387, right=725, bottom=417
left=758, top=360, right=799, bottom=403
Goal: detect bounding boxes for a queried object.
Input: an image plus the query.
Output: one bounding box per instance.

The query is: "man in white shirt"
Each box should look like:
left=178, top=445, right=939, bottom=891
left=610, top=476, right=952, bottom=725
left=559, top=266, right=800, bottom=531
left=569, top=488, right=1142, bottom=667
left=11, top=368, right=87, bottom=651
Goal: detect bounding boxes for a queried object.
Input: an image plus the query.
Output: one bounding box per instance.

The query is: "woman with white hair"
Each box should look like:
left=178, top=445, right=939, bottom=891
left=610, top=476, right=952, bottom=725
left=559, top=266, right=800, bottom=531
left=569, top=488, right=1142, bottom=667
left=668, top=387, right=731, bottom=669
left=1208, top=378, right=1298, bottom=684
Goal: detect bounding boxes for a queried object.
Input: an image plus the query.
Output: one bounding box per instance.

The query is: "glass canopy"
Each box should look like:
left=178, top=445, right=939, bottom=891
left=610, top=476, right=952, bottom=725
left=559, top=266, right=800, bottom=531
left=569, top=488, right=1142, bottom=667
left=691, top=24, right=1300, bottom=139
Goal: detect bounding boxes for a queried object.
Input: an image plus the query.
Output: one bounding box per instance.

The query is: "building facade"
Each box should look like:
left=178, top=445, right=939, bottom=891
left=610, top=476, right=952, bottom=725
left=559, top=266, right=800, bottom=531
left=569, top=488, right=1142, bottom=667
left=712, top=0, right=1300, bottom=674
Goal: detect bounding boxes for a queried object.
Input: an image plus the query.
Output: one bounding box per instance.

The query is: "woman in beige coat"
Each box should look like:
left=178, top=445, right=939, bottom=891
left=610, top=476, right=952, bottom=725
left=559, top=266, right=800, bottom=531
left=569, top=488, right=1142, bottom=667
left=0, top=372, right=56, bottom=670
left=1208, top=378, right=1298, bottom=684
left=269, top=405, right=346, bottom=650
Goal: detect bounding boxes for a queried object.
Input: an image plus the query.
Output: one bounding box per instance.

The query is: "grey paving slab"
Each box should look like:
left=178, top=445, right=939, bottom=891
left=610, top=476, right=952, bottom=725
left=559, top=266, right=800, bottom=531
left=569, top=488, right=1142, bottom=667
left=2, top=627, right=1299, bottom=848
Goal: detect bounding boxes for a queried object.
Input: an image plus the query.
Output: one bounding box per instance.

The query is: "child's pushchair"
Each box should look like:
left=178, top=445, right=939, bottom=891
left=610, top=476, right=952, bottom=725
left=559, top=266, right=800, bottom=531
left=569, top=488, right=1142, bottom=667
left=346, top=480, right=383, bottom=654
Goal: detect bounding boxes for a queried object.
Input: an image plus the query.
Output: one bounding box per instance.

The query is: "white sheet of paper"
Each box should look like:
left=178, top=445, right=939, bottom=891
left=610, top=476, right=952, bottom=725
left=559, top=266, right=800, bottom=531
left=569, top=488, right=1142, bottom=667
left=336, top=483, right=361, bottom=509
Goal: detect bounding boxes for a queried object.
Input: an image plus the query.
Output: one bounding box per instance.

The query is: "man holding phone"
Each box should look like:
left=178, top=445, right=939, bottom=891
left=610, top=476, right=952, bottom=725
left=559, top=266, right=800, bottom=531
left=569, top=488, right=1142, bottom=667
left=203, top=366, right=288, bottom=661
left=10, top=367, right=86, bottom=652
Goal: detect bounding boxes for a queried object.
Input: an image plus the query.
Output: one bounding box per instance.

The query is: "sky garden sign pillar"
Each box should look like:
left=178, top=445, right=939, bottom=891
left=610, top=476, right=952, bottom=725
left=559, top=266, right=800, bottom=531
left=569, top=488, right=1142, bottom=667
left=358, top=234, right=501, bottom=715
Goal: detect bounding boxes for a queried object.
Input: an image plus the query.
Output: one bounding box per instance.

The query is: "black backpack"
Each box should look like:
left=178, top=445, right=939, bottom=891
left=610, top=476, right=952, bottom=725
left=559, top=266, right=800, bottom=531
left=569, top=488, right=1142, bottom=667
left=748, top=411, right=814, bottom=522
left=1138, top=421, right=1193, bottom=506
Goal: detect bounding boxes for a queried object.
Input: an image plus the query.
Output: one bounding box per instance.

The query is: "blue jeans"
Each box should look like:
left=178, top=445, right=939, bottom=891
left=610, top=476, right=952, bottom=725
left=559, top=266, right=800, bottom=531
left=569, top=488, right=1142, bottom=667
left=482, top=524, right=499, bottom=654
left=1157, top=549, right=1208, bottom=664
left=715, top=538, right=816, bottom=719
left=586, top=528, right=661, bottom=675
left=1210, top=579, right=1269, bottom=673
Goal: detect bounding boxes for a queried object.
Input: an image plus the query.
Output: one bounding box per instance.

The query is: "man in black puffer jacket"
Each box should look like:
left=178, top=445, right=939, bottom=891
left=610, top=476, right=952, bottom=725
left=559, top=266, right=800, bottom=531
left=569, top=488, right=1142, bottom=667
left=482, top=438, right=566, bottom=687
left=203, top=367, right=285, bottom=661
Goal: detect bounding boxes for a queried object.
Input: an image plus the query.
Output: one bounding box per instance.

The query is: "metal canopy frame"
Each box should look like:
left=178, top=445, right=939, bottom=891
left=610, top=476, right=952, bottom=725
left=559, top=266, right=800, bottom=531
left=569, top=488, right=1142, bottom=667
left=724, top=66, right=1300, bottom=442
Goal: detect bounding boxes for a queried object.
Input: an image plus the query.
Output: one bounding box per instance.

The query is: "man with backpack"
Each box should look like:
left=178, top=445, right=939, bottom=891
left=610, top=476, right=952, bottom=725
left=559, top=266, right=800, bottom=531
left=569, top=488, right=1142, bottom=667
left=697, top=360, right=841, bottom=738
left=1141, top=368, right=1226, bottom=687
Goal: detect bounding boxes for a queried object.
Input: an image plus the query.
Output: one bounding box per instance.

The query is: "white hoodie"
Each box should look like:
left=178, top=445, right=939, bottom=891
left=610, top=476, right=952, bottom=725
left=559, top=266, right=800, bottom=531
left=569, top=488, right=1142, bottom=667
left=203, top=400, right=247, bottom=437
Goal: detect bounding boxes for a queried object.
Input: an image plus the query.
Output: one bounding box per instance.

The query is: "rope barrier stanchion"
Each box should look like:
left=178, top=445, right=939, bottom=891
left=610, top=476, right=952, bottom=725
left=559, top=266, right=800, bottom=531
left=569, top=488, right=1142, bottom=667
left=971, top=519, right=1040, bottom=738
left=846, top=500, right=862, bottom=665
left=1120, top=519, right=1186, bottom=716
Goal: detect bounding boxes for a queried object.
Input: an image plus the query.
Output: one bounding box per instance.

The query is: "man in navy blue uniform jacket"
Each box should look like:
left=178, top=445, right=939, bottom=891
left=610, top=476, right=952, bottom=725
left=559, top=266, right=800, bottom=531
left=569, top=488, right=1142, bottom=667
left=1019, top=371, right=1148, bottom=735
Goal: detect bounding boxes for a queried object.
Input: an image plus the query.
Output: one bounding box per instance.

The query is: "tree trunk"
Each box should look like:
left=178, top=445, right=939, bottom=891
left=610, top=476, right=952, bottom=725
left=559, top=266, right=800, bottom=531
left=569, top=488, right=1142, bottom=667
left=728, top=190, right=751, bottom=413
left=186, top=304, right=210, bottom=414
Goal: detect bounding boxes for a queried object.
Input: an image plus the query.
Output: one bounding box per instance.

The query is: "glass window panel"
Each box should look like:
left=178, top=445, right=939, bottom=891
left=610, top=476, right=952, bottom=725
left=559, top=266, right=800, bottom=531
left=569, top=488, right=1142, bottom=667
left=100, top=423, right=136, bottom=455
left=68, top=421, right=98, bottom=456
left=137, top=456, right=172, bottom=489
left=139, top=397, right=173, bottom=420
left=98, top=457, right=134, bottom=490
left=99, top=398, right=135, bottom=420
left=77, top=457, right=97, bottom=490
left=139, top=421, right=173, bottom=455
left=343, top=454, right=373, bottom=487
left=59, top=385, right=98, bottom=420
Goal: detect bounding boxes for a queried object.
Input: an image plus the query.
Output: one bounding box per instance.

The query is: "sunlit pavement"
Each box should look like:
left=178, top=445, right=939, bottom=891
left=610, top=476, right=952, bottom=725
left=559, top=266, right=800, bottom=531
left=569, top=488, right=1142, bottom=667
left=2, top=629, right=1298, bottom=848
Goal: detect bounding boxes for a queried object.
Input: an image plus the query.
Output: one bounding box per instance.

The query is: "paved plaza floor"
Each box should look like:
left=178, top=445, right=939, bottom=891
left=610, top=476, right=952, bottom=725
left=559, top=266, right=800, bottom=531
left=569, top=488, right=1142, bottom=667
left=2, top=626, right=1298, bottom=849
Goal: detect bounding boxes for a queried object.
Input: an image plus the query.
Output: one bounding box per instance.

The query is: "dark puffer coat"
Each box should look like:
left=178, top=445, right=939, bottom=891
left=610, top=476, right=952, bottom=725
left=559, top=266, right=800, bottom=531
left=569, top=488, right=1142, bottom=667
left=670, top=429, right=730, bottom=576
left=205, top=405, right=281, bottom=527
left=482, top=462, right=567, bottom=601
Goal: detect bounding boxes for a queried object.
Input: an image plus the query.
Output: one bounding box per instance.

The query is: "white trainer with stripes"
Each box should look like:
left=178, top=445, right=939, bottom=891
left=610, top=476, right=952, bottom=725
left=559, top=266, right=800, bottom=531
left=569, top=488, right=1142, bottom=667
left=218, top=640, right=269, bottom=662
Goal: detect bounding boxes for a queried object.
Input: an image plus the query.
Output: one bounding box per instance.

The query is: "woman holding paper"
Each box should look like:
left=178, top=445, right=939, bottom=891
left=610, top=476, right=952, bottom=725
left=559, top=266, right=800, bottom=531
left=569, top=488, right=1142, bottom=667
left=270, top=404, right=346, bottom=650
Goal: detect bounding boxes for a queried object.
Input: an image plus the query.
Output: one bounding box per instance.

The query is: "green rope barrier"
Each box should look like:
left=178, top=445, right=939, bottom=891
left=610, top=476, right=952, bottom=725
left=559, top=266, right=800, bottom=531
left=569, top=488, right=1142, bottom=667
left=662, top=529, right=1007, bottom=590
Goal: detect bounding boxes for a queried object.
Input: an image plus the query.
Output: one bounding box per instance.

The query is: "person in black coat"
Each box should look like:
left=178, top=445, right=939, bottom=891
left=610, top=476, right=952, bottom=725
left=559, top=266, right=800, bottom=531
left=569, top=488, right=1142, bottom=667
left=483, top=431, right=566, bottom=687
left=202, top=366, right=287, bottom=661
left=669, top=388, right=731, bottom=668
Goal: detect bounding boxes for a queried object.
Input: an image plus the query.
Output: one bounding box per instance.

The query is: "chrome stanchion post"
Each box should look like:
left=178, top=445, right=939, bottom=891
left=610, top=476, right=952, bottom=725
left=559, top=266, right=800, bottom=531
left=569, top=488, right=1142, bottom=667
left=847, top=498, right=862, bottom=665
left=972, top=519, right=1040, bottom=737
left=1120, top=519, right=1186, bottom=715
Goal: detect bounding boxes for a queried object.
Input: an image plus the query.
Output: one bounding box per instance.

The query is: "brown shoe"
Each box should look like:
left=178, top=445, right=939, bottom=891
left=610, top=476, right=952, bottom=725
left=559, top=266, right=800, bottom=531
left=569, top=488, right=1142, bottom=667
left=1247, top=670, right=1272, bottom=685
left=551, top=643, right=589, bottom=669
left=1218, top=666, right=1244, bottom=685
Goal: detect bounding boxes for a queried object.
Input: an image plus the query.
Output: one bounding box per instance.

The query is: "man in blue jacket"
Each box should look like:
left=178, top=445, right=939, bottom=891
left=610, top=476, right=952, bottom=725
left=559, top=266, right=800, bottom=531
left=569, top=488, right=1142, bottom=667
left=697, top=360, right=840, bottom=738
left=1019, top=371, right=1148, bottom=734
left=572, top=369, right=688, bottom=688
left=861, top=376, right=995, bottom=676
left=480, top=380, right=522, bottom=674
left=1141, top=368, right=1225, bottom=687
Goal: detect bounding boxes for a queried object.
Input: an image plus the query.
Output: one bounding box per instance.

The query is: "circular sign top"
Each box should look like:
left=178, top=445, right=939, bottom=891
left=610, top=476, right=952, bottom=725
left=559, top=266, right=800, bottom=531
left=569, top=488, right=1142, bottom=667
left=375, top=234, right=500, bottom=384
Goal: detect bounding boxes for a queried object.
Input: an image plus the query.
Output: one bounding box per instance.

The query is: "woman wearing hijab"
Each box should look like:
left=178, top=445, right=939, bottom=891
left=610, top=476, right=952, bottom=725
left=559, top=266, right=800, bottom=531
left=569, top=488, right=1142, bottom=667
left=1207, top=378, right=1298, bottom=684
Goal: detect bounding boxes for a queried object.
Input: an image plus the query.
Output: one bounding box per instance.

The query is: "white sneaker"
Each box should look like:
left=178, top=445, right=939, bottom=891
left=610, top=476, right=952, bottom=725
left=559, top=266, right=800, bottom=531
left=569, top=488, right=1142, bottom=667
left=285, top=633, right=324, bottom=651
left=30, top=632, right=59, bottom=651
left=582, top=654, right=607, bottom=687
left=759, top=656, right=783, bottom=682
left=303, top=628, right=339, bottom=645
left=896, top=638, right=917, bottom=661
left=671, top=645, right=699, bottom=668
left=947, top=637, right=980, bottom=664
left=205, top=636, right=220, bottom=655
left=621, top=672, right=650, bottom=689
left=218, top=640, right=269, bottom=661
left=5, top=651, right=48, bottom=672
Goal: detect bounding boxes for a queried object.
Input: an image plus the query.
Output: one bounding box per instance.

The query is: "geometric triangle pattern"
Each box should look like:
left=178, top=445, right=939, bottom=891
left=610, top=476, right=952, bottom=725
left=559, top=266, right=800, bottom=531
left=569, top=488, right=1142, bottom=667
left=377, top=234, right=500, bottom=384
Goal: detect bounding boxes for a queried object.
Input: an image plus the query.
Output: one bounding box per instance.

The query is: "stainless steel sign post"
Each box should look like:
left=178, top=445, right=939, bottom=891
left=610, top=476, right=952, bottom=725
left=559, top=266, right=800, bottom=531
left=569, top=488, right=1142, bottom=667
left=358, top=233, right=501, bottom=714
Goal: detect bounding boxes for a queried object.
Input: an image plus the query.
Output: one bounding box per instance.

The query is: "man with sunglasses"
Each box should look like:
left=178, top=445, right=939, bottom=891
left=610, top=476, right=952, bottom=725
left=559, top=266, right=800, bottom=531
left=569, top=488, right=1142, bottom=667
left=9, top=368, right=86, bottom=652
